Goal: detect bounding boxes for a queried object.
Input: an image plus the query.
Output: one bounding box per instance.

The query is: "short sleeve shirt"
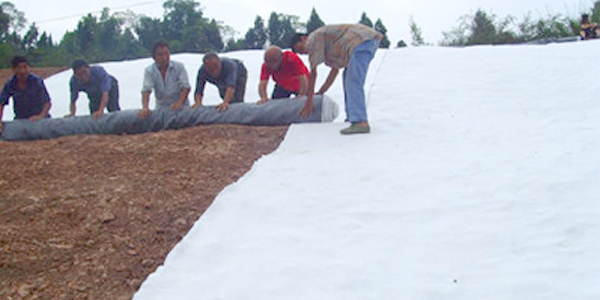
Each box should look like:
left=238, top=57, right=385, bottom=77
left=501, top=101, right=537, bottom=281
left=260, top=51, right=309, bottom=92
left=306, top=24, right=382, bottom=69
left=195, top=58, right=244, bottom=96
left=142, top=60, right=190, bottom=107
left=0, top=73, right=51, bottom=119
left=70, top=66, right=114, bottom=103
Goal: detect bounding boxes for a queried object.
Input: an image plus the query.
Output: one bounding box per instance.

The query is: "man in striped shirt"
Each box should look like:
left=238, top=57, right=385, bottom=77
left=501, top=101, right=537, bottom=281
left=292, top=24, right=382, bottom=135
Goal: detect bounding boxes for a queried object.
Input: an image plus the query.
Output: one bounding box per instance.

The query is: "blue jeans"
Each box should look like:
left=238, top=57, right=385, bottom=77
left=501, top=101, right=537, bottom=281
left=343, top=39, right=378, bottom=123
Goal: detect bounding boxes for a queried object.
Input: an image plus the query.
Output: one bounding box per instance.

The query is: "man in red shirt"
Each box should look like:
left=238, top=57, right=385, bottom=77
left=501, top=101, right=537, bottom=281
left=258, top=46, right=309, bottom=104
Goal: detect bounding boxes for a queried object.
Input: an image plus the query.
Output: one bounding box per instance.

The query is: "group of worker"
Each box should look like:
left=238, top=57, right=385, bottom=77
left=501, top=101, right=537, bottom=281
left=1, top=23, right=382, bottom=135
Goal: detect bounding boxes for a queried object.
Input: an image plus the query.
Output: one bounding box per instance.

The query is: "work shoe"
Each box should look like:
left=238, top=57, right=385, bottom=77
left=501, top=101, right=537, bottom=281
left=340, top=123, right=370, bottom=135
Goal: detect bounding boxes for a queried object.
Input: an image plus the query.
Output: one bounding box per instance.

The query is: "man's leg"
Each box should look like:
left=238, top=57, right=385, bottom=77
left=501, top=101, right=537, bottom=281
left=271, top=85, right=294, bottom=99
left=344, top=39, right=377, bottom=123
left=341, top=39, right=378, bottom=134
left=88, top=93, right=101, bottom=114
left=107, top=79, right=121, bottom=112
left=232, top=66, right=248, bottom=103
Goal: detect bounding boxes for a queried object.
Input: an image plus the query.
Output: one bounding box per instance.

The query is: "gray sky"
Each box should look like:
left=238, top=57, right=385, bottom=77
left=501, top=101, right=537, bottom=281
left=16, top=0, right=592, bottom=46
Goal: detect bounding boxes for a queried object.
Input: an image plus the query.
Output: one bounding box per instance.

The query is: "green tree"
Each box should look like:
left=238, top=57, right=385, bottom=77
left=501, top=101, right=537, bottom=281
left=268, top=12, right=301, bottom=48
left=374, top=18, right=390, bottom=48
left=396, top=40, right=407, bottom=47
left=225, top=38, right=246, bottom=52
left=135, top=16, right=163, bottom=51
left=409, top=17, right=425, bottom=46
left=359, top=12, right=373, bottom=28
left=117, top=28, right=147, bottom=60
left=244, top=16, right=267, bottom=49
left=0, top=2, right=25, bottom=36
left=162, top=0, right=201, bottom=43
left=75, top=14, right=98, bottom=57
left=467, top=9, right=497, bottom=45
left=592, top=1, right=600, bottom=23
left=0, top=5, right=9, bottom=40
left=22, top=22, right=38, bottom=51
left=0, top=1, right=26, bottom=65
left=159, top=0, right=223, bottom=52
left=97, top=8, right=123, bottom=60
left=306, top=7, right=324, bottom=33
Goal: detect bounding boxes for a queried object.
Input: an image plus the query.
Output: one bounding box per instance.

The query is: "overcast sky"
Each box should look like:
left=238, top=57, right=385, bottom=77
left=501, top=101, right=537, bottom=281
left=16, top=0, right=592, bottom=46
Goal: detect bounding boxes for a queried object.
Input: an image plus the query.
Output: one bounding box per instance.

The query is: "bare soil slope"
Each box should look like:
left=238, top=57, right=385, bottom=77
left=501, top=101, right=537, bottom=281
left=0, top=68, right=288, bottom=300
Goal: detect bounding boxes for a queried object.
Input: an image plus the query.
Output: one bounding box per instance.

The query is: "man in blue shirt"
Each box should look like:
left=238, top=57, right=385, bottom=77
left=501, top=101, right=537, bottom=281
left=0, top=56, right=51, bottom=133
left=67, top=60, right=120, bottom=120
left=139, top=41, right=191, bottom=119
left=193, top=53, right=247, bottom=112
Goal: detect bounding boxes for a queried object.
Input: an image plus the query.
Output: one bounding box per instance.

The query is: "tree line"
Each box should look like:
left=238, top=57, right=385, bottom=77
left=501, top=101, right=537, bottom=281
left=0, top=1, right=392, bottom=68
left=1, top=0, right=598, bottom=68
left=437, top=2, right=600, bottom=46
left=222, top=9, right=391, bottom=51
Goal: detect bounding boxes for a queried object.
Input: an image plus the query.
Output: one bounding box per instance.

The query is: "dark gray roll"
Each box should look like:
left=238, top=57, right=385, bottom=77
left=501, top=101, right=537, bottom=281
left=0, top=95, right=339, bottom=141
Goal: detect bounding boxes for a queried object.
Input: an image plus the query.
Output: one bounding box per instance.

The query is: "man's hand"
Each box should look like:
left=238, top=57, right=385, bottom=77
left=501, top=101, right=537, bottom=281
left=29, top=114, right=44, bottom=121
left=300, top=98, right=314, bottom=118
left=64, top=113, right=75, bottom=118
left=92, top=110, right=104, bottom=120
left=170, top=102, right=184, bottom=111
left=191, top=102, right=203, bottom=109
left=216, top=102, right=229, bottom=112
left=138, top=108, right=152, bottom=119
left=257, top=98, right=269, bottom=105
left=0, top=122, right=3, bottom=134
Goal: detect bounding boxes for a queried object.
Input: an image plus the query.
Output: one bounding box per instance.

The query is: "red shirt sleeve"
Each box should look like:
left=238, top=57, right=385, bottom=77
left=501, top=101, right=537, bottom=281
left=260, top=63, right=270, bottom=81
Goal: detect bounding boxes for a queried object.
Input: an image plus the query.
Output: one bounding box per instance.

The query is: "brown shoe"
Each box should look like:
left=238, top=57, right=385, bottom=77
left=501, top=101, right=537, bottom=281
left=340, top=123, right=370, bottom=135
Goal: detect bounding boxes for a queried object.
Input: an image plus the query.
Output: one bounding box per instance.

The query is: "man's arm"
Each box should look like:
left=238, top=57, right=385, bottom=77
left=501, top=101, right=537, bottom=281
left=193, top=66, right=207, bottom=108
left=30, top=102, right=51, bottom=121
left=30, top=79, right=52, bottom=121
left=192, top=93, right=203, bottom=108
left=139, top=90, right=152, bottom=119
left=301, top=67, right=318, bottom=118
left=92, top=67, right=112, bottom=119
left=68, top=102, right=77, bottom=117
left=171, top=63, right=191, bottom=110
left=66, top=78, right=79, bottom=117
left=92, top=91, right=109, bottom=119
left=171, top=87, right=190, bottom=110
left=297, top=74, right=309, bottom=96
left=0, top=105, right=4, bottom=133
left=0, top=84, right=10, bottom=132
left=217, top=87, right=235, bottom=112
left=258, top=80, right=269, bottom=104
left=317, top=68, right=338, bottom=95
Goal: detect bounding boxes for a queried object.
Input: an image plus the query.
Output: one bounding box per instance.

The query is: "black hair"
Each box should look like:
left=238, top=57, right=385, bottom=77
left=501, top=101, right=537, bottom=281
left=11, top=56, right=28, bottom=68
left=203, top=52, right=219, bottom=62
left=290, top=33, right=308, bottom=52
left=152, top=40, right=170, bottom=58
left=582, top=14, right=590, bottom=23
left=71, top=59, right=88, bottom=71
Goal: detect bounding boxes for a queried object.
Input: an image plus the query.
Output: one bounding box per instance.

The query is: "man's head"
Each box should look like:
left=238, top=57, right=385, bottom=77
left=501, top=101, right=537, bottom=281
left=11, top=56, right=29, bottom=80
left=152, top=40, right=171, bottom=69
left=71, top=59, right=91, bottom=83
left=291, top=33, right=309, bottom=54
left=264, top=46, right=283, bottom=71
left=582, top=14, right=590, bottom=23
left=203, top=52, right=222, bottom=78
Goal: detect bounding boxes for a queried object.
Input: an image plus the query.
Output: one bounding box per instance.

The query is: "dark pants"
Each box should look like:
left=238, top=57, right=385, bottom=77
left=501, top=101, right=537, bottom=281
left=271, top=85, right=297, bottom=99
left=88, top=77, right=120, bottom=113
left=219, top=64, right=247, bottom=103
